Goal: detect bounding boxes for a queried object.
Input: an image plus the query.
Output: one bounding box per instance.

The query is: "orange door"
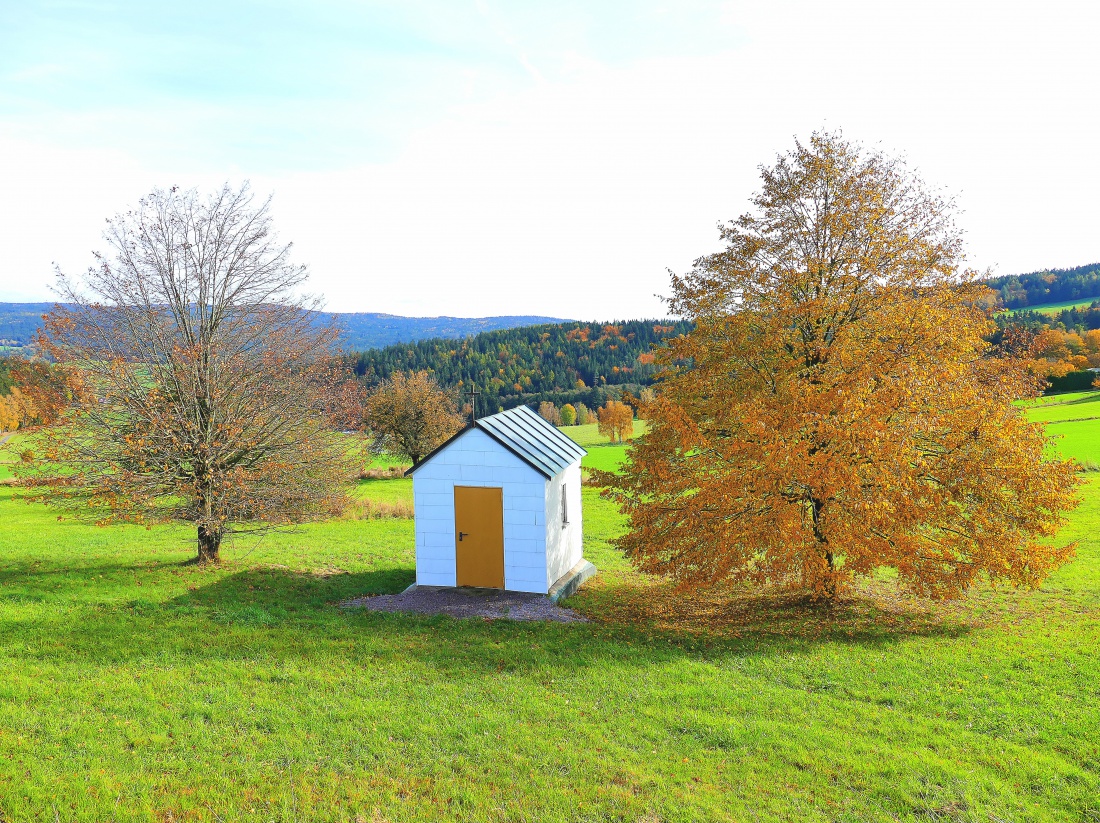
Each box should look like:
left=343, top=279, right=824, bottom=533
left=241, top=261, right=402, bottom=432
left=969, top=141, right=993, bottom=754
left=454, top=486, right=505, bottom=588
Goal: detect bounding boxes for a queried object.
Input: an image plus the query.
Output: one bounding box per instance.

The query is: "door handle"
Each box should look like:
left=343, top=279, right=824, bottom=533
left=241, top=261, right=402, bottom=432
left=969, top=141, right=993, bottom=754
left=458, top=532, right=469, bottom=541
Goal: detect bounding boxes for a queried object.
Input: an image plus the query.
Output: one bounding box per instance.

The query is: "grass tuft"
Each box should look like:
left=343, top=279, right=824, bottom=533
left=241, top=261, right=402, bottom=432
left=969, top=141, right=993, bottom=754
left=342, top=497, right=414, bottom=519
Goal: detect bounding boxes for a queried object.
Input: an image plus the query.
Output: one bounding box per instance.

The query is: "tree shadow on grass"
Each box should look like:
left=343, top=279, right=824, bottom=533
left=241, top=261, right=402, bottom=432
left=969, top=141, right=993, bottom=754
left=569, top=573, right=977, bottom=646
left=0, top=561, right=980, bottom=679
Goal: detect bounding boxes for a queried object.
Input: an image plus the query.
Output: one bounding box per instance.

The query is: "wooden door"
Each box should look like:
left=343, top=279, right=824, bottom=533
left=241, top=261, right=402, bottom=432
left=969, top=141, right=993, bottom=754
left=454, top=486, right=505, bottom=588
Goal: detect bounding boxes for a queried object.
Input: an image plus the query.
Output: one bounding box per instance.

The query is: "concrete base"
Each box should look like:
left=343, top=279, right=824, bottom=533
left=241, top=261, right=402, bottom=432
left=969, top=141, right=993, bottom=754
left=547, top=559, right=597, bottom=603
left=405, top=561, right=596, bottom=603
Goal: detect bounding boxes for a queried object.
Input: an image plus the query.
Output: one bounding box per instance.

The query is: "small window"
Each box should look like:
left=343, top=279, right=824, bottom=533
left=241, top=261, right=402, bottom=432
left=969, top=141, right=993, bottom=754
left=561, top=484, right=569, bottom=525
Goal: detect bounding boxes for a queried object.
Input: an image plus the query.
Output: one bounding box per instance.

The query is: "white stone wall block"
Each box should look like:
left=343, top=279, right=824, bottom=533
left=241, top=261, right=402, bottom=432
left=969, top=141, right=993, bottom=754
left=419, top=518, right=453, bottom=535
left=506, top=552, right=545, bottom=570
left=418, top=570, right=457, bottom=587
left=413, top=478, right=450, bottom=496
left=417, top=556, right=457, bottom=576
left=428, top=464, right=462, bottom=480
left=504, top=570, right=549, bottom=592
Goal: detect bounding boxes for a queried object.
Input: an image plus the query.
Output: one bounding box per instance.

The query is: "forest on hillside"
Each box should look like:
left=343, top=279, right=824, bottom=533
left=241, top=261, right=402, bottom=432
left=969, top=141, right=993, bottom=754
left=349, top=266, right=1100, bottom=408
left=352, top=319, right=692, bottom=413
left=984, top=263, right=1100, bottom=309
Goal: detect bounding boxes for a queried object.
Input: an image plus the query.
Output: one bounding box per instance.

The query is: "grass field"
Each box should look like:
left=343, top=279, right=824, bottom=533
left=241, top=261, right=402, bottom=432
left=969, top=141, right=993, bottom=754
left=1025, top=392, right=1100, bottom=464
left=1007, top=297, right=1100, bottom=315
left=1, top=408, right=1099, bottom=821
left=564, top=420, right=646, bottom=474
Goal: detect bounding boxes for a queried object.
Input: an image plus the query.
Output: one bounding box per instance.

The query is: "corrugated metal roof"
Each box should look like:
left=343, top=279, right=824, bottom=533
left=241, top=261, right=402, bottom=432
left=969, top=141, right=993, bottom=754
left=475, top=405, right=588, bottom=478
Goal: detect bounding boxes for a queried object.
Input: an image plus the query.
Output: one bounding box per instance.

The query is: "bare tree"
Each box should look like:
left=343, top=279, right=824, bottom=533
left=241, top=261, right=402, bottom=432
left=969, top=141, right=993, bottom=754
left=29, top=184, right=354, bottom=563
left=361, top=371, right=464, bottom=466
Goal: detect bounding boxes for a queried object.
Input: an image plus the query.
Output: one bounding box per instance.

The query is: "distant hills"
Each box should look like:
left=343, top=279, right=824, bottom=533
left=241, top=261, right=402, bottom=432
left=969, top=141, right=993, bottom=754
left=334, top=313, right=568, bottom=350
left=0, top=303, right=53, bottom=348
left=0, top=302, right=567, bottom=351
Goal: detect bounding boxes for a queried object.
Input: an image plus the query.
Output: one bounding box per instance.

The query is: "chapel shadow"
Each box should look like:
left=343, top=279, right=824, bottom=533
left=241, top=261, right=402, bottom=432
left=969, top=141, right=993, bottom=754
left=173, top=564, right=414, bottom=613
left=4, top=562, right=974, bottom=677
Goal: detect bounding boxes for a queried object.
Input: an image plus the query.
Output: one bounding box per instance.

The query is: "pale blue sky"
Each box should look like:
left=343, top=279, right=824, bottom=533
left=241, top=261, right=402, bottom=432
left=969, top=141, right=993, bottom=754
left=1, top=1, right=737, bottom=168
left=2, top=1, right=1099, bottom=316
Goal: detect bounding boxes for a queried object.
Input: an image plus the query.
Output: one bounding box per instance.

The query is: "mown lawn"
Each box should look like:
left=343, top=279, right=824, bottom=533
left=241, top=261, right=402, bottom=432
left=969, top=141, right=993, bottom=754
left=0, top=407, right=1098, bottom=821
left=565, top=420, right=645, bottom=474
left=1026, top=392, right=1100, bottom=464
left=1006, top=297, right=1100, bottom=314
left=0, top=432, right=23, bottom=481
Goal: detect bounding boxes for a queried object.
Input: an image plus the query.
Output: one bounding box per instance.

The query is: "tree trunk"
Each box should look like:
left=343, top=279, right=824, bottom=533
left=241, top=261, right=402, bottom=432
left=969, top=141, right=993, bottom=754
left=810, top=497, right=838, bottom=599
left=197, top=525, right=222, bottom=563
left=823, top=550, right=837, bottom=599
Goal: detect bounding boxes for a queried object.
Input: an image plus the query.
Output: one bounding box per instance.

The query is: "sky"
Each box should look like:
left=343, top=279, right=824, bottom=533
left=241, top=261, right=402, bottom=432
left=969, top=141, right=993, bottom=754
left=1, top=0, right=1098, bottom=319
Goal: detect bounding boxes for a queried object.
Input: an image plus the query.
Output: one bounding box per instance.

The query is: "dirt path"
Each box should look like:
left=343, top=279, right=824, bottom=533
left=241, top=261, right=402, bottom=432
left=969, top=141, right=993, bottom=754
left=342, top=585, right=588, bottom=622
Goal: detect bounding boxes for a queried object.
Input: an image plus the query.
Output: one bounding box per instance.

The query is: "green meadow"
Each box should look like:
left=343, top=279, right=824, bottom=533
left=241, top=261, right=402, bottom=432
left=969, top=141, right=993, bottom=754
left=1007, top=297, right=1100, bottom=315
left=0, top=408, right=1098, bottom=821
left=566, top=420, right=646, bottom=474
left=1026, top=392, right=1100, bottom=464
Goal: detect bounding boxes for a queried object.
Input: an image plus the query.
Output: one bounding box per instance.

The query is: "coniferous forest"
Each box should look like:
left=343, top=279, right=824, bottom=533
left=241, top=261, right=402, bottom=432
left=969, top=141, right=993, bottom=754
left=984, top=262, right=1100, bottom=309
left=351, top=319, right=692, bottom=413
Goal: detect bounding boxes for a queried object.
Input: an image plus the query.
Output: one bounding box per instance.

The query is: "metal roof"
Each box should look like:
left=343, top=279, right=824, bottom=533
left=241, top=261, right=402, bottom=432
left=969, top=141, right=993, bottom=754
left=475, top=405, right=588, bottom=478
left=406, top=404, right=587, bottom=479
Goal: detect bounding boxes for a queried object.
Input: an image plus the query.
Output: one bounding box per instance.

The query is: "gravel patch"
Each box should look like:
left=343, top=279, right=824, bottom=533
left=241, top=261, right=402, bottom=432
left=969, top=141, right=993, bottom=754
left=342, top=585, right=588, bottom=622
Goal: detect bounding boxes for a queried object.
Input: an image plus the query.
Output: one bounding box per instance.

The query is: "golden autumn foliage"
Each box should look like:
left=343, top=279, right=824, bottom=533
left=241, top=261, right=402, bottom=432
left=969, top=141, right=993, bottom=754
left=0, top=359, right=78, bottom=431
left=24, top=184, right=355, bottom=563
left=7, top=359, right=79, bottom=426
left=0, top=387, right=30, bottom=431
left=1022, top=327, right=1100, bottom=378
left=360, top=371, right=464, bottom=466
left=600, top=132, right=1080, bottom=601
left=597, top=400, right=634, bottom=443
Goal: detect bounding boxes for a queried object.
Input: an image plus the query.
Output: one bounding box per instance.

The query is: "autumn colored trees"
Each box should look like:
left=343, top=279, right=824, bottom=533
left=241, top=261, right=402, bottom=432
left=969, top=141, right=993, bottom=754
left=30, top=184, right=354, bottom=563
left=360, top=371, right=464, bottom=466
left=537, top=401, right=562, bottom=426
left=1024, top=327, right=1100, bottom=377
left=602, top=132, right=1079, bottom=600
left=597, top=400, right=634, bottom=443
left=0, top=359, right=77, bottom=431
left=0, top=388, right=29, bottom=432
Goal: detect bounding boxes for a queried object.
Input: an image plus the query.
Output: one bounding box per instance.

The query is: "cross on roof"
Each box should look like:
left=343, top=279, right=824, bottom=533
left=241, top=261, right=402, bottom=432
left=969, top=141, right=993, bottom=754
left=465, top=385, right=482, bottom=422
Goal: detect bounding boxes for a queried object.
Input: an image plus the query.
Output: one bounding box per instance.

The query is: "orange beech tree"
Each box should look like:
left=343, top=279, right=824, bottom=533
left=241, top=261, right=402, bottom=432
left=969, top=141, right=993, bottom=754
left=600, top=132, right=1079, bottom=600
left=27, top=184, right=354, bottom=563
left=360, top=371, right=464, bottom=466
left=597, top=400, right=634, bottom=443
